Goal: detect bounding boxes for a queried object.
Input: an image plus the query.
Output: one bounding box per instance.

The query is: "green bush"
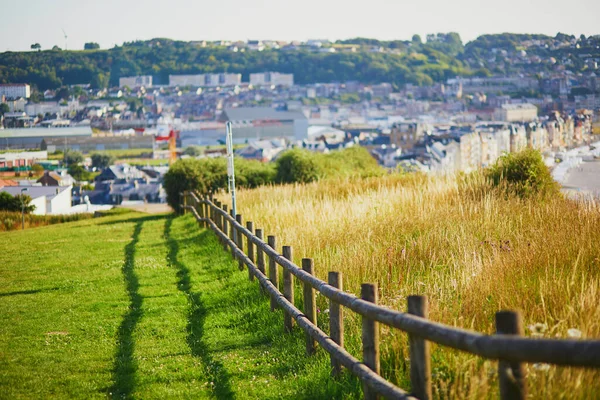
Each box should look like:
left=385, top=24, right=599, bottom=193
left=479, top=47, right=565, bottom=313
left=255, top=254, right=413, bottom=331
left=275, top=149, right=320, bottom=184
left=486, top=148, right=559, bottom=198
left=164, top=147, right=384, bottom=213
left=164, top=157, right=275, bottom=212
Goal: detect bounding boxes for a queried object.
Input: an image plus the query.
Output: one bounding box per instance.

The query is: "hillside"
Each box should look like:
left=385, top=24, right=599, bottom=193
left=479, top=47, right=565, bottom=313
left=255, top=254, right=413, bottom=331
left=0, top=211, right=359, bottom=398
left=1, top=33, right=598, bottom=92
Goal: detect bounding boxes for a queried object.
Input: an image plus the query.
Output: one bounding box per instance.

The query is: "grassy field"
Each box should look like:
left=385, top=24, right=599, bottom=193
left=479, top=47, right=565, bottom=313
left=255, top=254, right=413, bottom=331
left=217, top=173, right=600, bottom=399
left=0, top=211, right=361, bottom=399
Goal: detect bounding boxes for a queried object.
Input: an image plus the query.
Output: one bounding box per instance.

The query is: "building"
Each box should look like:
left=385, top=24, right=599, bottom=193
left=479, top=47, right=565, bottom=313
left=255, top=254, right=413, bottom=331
left=220, top=107, right=308, bottom=142
left=236, top=139, right=287, bottom=162
left=41, top=135, right=154, bottom=153
left=95, top=165, right=149, bottom=182
left=169, top=73, right=242, bottom=87
left=0, top=84, right=31, bottom=99
left=0, top=185, right=72, bottom=215
left=119, top=76, right=153, bottom=89
left=249, top=72, right=294, bottom=87
left=0, top=151, right=48, bottom=169
left=37, top=170, right=74, bottom=186
left=0, top=127, right=93, bottom=150
left=107, top=181, right=165, bottom=204
left=494, top=103, right=538, bottom=122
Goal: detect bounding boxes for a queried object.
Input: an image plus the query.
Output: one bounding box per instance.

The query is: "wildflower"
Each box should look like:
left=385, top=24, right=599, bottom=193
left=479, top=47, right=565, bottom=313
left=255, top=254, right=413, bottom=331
left=533, top=363, right=550, bottom=372
left=323, top=308, right=330, bottom=314
left=528, top=323, right=548, bottom=337
left=567, top=328, right=582, bottom=339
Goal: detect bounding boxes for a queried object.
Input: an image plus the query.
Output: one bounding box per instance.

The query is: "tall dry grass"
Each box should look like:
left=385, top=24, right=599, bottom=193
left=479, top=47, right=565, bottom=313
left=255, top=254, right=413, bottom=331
left=216, top=173, right=600, bottom=399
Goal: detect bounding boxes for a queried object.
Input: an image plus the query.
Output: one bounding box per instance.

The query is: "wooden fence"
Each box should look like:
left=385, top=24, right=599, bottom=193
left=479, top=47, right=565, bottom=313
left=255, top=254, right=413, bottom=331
left=182, top=191, right=600, bottom=400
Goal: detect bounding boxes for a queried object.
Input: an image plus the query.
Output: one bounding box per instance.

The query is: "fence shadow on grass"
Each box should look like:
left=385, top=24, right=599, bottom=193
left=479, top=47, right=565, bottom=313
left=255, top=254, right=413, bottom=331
left=109, top=219, right=144, bottom=399
left=164, top=217, right=234, bottom=400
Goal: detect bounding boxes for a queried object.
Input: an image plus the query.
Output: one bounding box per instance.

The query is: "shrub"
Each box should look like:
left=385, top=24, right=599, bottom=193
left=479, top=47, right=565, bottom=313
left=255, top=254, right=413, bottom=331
left=0, top=211, right=93, bottom=231
left=164, top=146, right=384, bottom=212
left=486, top=148, right=559, bottom=198
left=68, top=165, right=92, bottom=181
left=275, top=149, right=320, bottom=184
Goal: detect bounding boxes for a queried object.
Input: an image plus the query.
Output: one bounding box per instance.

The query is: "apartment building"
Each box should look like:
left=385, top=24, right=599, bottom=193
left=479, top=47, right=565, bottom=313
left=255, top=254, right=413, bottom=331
left=0, top=84, right=30, bottom=99
left=249, top=72, right=294, bottom=87
left=119, top=76, right=153, bottom=88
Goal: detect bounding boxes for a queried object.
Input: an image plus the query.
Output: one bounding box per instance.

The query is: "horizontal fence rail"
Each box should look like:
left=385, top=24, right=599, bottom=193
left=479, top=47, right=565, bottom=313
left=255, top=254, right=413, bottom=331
left=182, top=191, right=600, bottom=400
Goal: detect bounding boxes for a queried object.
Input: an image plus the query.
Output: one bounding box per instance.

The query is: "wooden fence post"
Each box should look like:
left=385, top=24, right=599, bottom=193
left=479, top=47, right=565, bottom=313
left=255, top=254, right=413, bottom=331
left=496, top=311, right=527, bottom=400
left=362, top=283, right=380, bottom=400
left=256, top=229, right=265, bottom=276
left=407, top=295, right=432, bottom=400
left=222, top=204, right=229, bottom=251
left=204, top=198, right=209, bottom=227
left=198, top=196, right=205, bottom=226
left=182, top=191, right=187, bottom=214
left=214, top=200, right=221, bottom=232
left=282, top=246, right=294, bottom=332
left=302, top=258, right=317, bottom=354
left=236, top=214, right=244, bottom=270
left=246, top=221, right=254, bottom=281
left=328, top=271, right=344, bottom=376
left=268, top=235, right=278, bottom=311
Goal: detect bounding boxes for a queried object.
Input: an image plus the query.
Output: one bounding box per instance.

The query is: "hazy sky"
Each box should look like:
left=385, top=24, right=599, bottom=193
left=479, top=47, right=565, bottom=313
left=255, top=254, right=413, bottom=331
left=1, top=0, right=598, bottom=52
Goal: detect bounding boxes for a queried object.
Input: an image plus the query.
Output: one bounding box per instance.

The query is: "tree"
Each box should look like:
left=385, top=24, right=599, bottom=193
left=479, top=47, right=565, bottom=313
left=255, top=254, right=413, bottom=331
left=68, top=165, right=91, bottom=181
left=30, top=43, right=41, bottom=51
left=183, top=146, right=202, bottom=157
left=30, top=164, right=45, bottom=175
left=63, top=150, right=84, bottom=166
left=84, top=42, right=100, bottom=50
left=412, top=34, right=422, bottom=44
left=0, top=192, right=35, bottom=213
left=51, top=45, right=62, bottom=51
left=91, top=153, right=115, bottom=169
left=55, top=87, right=70, bottom=101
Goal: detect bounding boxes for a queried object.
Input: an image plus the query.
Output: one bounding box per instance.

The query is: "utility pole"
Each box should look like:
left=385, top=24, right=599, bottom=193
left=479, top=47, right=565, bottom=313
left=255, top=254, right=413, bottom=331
left=21, top=187, right=28, bottom=230
left=226, top=121, right=237, bottom=243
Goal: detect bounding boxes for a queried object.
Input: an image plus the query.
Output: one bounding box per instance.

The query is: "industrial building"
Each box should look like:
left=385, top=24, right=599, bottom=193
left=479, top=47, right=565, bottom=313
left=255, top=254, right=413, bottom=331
left=0, top=127, right=93, bottom=150
left=41, top=135, right=154, bottom=153
left=219, top=107, right=308, bottom=142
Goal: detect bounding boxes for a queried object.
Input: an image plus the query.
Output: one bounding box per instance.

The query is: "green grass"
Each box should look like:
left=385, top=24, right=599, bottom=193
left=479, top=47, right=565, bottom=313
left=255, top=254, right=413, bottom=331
left=0, top=212, right=361, bottom=399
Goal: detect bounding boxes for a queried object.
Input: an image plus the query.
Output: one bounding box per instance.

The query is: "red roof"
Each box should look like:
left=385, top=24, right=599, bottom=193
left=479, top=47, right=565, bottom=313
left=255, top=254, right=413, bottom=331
left=0, top=179, right=18, bottom=188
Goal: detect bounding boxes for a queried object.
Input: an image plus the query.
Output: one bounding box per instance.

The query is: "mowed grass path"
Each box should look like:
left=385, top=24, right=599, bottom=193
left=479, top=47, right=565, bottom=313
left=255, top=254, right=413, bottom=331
left=0, top=212, right=360, bottom=399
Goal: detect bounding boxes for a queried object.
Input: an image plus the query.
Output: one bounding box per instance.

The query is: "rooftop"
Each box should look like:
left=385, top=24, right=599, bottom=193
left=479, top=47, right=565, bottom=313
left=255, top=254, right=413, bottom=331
left=221, top=107, right=307, bottom=122
left=0, top=127, right=93, bottom=139
left=1, top=185, right=71, bottom=201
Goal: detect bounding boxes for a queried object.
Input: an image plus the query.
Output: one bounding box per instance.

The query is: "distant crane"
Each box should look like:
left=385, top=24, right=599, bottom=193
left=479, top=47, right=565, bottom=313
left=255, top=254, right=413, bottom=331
left=62, top=29, right=68, bottom=50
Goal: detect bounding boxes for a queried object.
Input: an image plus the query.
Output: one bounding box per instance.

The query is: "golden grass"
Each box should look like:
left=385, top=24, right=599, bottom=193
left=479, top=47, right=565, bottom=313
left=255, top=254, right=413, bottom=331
left=216, top=173, right=600, bottom=399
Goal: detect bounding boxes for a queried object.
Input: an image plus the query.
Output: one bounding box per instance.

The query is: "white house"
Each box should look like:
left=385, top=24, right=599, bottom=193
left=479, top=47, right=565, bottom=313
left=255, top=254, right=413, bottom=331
left=1, top=185, right=72, bottom=215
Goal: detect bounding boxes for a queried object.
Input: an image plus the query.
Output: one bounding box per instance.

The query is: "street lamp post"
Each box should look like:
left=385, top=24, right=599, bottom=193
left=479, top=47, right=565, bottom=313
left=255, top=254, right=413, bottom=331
left=21, top=188, right=28, bottom=230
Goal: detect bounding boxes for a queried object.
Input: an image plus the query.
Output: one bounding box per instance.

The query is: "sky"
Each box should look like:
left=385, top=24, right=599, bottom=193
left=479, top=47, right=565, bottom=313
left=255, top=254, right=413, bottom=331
left=1, top=0, right=599, bottom=52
